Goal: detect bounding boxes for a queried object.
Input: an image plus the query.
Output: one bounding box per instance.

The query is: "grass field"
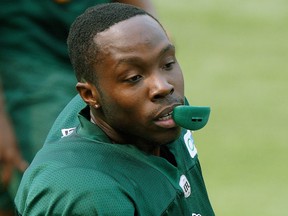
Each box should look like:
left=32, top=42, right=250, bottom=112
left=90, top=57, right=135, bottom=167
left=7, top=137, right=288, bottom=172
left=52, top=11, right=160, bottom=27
left=153, top=0, right=288, bottom=215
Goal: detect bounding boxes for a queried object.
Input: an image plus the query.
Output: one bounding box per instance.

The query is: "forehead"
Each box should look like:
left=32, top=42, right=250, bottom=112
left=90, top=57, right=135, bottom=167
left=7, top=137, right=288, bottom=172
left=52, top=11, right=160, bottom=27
left=94, top=15, right=169, bottom=55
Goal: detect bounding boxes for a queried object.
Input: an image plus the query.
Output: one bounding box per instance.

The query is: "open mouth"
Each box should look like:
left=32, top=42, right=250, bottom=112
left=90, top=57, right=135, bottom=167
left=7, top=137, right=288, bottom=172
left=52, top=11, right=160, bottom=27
left=158, top=111, right=173, bottom=121
left=155, top=110, right=176, bottom=129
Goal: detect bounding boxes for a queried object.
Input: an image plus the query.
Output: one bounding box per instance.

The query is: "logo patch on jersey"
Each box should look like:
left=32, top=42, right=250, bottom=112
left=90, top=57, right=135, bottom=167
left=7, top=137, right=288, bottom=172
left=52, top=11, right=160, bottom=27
left=184, top=130, right=197, bottom=158
left=179, top=175, right=191, bottom=198
left=61, top=127, right=76, bottom=138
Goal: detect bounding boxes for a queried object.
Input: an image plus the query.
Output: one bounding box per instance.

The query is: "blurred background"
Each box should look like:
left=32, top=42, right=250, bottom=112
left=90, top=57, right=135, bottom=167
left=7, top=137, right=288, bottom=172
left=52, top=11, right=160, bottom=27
left=153, top=0, right=288, bottom=215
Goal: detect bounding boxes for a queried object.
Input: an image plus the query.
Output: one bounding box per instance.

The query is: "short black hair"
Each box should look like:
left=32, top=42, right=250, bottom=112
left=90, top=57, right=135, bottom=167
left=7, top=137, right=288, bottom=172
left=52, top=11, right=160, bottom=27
left=67, top=3, right=160, bottom=83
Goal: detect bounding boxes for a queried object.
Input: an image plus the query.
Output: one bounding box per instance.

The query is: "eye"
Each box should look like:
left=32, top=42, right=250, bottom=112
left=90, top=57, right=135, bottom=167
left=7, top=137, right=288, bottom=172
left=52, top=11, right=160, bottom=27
left=126, top=75, right=142, bottom=83
left=162, top=61, right=175, bottom=71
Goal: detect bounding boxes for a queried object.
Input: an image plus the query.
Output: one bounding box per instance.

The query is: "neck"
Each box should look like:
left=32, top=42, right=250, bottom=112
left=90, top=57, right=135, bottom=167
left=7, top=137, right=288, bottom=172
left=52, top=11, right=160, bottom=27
left=90, top=109, right=161, bottom=156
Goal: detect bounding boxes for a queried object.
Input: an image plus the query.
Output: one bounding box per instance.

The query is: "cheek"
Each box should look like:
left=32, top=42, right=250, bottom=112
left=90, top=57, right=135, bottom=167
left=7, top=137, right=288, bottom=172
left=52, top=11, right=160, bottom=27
left=172, top=67, right=185, bottom=94
left=101, top=89, right=144, bottom=122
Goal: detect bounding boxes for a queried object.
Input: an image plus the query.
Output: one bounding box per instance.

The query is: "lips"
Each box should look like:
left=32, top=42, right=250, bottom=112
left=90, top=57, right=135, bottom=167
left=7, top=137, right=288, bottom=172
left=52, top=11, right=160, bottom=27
left=158, top=111, right=173, bottom=121
left=155, top=103, right=181, bottom=120
left=154, top=104, right=181, bottom=129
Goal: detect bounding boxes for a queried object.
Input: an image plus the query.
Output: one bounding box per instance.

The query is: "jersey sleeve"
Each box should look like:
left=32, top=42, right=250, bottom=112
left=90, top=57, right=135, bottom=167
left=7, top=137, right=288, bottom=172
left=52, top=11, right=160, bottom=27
left=16, top=167, right=136, bottom=216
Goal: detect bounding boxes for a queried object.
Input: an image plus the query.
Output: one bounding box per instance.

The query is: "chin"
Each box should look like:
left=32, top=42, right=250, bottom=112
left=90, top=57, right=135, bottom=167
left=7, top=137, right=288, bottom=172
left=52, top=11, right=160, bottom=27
left=158, top=126, right=182, bottom=145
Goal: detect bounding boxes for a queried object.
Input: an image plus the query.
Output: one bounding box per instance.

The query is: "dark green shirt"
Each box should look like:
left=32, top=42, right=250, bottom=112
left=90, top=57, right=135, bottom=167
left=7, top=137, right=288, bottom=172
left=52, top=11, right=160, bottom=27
left=15, top=95, right=214, bottom=215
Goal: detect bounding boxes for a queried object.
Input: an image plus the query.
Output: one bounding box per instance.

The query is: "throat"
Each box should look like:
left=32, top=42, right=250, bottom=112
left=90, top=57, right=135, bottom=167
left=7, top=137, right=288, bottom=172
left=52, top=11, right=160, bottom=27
left=90, top=109, right=176, bottom=166
left=160, top=145, right=177, bottom=167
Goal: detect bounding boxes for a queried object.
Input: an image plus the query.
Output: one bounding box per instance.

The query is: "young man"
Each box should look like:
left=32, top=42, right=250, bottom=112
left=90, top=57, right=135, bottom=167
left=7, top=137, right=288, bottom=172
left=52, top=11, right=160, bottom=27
left=0, top=1, right=156, bottom=215
left=15, top=3, right=214, bottom=215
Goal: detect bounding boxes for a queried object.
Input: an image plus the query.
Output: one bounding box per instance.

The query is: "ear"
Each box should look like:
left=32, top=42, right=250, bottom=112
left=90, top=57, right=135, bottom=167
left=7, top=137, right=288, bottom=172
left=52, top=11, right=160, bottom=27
left=76, top=82, right=100, bottom=108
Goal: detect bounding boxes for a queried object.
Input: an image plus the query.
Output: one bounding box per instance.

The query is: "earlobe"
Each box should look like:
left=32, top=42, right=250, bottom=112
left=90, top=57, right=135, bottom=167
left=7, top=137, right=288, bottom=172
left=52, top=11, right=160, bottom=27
left=76, top=82, right=100, bottom=107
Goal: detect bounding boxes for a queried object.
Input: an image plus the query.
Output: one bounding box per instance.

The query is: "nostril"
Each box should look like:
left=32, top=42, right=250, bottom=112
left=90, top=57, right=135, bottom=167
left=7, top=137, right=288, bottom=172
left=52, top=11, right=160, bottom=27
left=153, top=94, right=161, bottom=100
left=152, top=87, right=174, bottom=101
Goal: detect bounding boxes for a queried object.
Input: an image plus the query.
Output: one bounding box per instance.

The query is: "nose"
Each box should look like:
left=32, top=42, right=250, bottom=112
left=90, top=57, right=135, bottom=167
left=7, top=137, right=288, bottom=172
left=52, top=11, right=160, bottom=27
left=149, top=74, right=174, bottom=101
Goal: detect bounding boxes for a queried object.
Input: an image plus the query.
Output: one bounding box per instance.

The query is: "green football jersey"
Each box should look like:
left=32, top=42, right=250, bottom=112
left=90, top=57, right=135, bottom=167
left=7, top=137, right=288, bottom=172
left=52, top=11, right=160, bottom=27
left=15, top=95, right=214, bottom=215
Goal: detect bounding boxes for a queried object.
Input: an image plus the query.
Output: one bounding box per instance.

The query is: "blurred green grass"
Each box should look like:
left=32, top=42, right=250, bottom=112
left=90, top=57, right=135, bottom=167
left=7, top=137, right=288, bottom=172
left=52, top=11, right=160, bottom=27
left=154, top=0, right=288, bottom=215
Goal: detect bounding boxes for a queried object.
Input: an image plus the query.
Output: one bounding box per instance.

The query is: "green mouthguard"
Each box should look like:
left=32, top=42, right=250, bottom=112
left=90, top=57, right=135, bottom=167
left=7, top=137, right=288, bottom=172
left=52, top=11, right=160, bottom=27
left=172, top=105, right=211, bottom=130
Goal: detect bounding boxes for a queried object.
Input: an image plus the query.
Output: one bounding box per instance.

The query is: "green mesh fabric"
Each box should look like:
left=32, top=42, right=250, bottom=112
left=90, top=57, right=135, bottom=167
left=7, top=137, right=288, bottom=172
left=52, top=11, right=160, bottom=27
left=15, top=96, right=214, bottom=215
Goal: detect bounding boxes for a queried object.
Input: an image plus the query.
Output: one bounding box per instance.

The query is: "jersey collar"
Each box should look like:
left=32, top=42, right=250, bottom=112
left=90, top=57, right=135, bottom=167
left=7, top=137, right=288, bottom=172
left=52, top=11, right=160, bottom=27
left=77, top=106, right=112, bottom=143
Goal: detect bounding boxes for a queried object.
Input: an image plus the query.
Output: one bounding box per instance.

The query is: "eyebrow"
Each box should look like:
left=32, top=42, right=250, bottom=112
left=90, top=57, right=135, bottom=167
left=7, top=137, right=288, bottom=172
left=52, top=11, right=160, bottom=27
left=116, top=44, right=176, bottom=67
left=159, top=44, right=175, bottom=57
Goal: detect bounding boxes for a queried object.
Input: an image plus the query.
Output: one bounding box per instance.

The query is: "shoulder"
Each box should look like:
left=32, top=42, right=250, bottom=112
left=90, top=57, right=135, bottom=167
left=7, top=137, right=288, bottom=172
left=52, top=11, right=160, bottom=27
left=16, top=164, right=135, bottom=215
